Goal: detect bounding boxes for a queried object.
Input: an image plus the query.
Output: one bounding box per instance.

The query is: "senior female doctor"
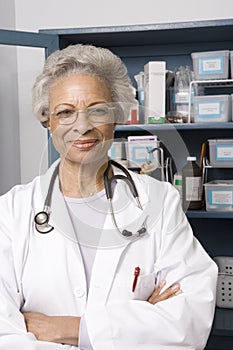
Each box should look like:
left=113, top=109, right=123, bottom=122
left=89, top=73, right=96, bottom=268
left=0, top=44, right=217, bottom=350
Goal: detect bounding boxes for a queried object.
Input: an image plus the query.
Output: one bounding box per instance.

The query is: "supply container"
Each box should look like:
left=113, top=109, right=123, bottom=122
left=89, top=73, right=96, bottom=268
left=108, top=141, right=124, bottom=160
left=204, top=180, right=233, bottom=211
left=182, top=156, right=203, bottom=210
left=191, top=50, right=230, bottom=80
left=144, top=61, right=166, bottom=124
left=192, top=95, right=231, bottom=123
left=173, top=172, right=182, bottom=199
left=232, top=94, right=233, bottom=121
left=126, top=135, right=160, bottom=168
left=230, top=51, right=233, bottom=79
left=208, top=139, right=233, bottom=167
left=214, top=256, right=233, bottom=308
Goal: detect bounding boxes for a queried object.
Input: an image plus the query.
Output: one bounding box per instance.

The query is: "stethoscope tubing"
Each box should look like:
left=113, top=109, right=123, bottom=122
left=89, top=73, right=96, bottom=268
left=34, top=160, right=147, bottom=239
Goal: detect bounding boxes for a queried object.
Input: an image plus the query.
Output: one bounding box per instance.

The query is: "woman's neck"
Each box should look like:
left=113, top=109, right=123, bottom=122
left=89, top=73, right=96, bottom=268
left=58, top=158, right=111, bottom=198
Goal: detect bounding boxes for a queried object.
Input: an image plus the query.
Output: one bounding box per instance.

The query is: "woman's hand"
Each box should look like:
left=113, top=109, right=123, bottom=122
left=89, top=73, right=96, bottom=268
left=147, top=280, right=182, bottom=304
left=23, top=312, right=80, bottom=345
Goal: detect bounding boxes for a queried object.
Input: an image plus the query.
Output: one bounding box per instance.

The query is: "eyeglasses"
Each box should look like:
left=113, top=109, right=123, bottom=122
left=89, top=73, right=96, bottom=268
left=50, top=103, right=115, bottom=125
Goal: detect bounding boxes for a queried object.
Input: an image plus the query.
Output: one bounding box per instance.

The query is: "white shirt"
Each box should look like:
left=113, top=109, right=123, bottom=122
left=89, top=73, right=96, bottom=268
left=65, top=189, right=108, bottom=350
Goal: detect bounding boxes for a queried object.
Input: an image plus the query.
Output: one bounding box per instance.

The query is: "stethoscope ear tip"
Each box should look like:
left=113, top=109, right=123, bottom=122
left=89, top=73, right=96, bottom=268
left=122, top=227, right=147, bottom=238
left=122, top=229, right=133, bottom=237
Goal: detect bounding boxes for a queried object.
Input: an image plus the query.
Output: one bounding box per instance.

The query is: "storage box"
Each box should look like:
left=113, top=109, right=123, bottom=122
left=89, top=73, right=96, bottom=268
left=191, top=50, right=230, bottom=80
left=208, top=139, right=233, bottom=167
left=232, top=94, right=233, bottom=121
left=108, top=141, right=124, bottom=160
left=214, top=256, right=233, bottom=308
left=193, top=95, right=231, bottom=122
left=144, top=61, right=166, bottom=124
left=230, top=51, right=233, bottom=79
left=204, top=180, right=233, bottom=211
left=126, top=135, right=160, bottom=168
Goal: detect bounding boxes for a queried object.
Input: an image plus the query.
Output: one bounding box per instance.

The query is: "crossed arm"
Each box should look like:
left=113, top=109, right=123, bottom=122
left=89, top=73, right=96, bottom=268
left=23, top=281, right=181, bottom=346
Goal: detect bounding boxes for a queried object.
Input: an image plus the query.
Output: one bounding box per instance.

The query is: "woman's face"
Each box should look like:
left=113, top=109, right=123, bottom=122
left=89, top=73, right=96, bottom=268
left=48, top=74, right=115, bottom=166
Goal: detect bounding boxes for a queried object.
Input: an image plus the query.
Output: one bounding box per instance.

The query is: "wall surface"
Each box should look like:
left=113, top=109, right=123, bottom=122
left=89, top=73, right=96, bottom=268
left=0, top=0, right=21, bottom=194
left=13, top=0, right=233, bottom=31
left=0, top=0, right=233, bottom=192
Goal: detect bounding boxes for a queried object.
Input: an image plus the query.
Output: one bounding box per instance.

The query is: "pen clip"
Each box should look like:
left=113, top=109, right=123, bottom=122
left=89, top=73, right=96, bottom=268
left=132, top=266, right=141, bottom=292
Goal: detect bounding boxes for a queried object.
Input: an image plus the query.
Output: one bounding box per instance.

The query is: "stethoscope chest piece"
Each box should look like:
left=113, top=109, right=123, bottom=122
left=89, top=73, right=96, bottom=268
left=34, top=210, right=54, bottom=234
left=34, top=163, right=59, bottom=234
left=35, top=211, right=49, bottom=225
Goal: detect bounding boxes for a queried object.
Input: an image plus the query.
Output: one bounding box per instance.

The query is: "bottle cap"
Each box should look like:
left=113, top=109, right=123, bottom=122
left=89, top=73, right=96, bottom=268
left=187, top=156, right=196, bottom=161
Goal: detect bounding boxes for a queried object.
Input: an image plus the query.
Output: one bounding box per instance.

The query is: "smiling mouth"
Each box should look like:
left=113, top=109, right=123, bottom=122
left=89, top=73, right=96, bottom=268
left=71, top=139, right=98, bottom=150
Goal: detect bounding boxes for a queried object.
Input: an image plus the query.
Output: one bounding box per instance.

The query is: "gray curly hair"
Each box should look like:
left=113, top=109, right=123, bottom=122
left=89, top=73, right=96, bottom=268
left=32, top=44, right=135, bottom=126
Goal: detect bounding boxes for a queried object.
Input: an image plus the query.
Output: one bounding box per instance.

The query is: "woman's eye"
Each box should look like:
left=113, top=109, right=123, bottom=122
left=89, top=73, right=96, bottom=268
left=89, top=107, right=108, bottom=116
left=57, top=109, right=74, bottom=118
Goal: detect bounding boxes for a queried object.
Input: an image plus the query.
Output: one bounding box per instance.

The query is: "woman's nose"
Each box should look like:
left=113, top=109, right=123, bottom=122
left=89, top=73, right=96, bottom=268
left=72, top=111, right=93, bottom=134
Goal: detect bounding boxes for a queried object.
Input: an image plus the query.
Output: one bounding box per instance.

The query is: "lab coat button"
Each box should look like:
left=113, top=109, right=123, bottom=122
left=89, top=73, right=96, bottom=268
left=74, top=288, right=85, bottom=298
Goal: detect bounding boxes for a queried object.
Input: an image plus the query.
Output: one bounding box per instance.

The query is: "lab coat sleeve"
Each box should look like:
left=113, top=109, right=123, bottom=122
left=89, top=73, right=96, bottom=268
left=0, top=193, right=75, bottom=350
left=87, top=184, right=218, bottom=350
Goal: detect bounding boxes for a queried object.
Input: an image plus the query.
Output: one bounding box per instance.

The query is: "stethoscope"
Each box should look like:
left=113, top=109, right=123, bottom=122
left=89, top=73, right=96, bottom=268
left=34, top=159, right=147, bottom=239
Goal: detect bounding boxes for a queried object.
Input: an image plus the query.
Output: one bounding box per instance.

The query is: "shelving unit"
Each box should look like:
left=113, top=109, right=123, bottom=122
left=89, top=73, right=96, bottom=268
left=1, top=19, right=233, bottom=350
left=39, top=20, right=233, bottom=349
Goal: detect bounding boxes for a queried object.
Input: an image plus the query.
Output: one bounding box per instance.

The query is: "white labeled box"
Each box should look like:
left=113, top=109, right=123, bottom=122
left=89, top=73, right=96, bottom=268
left=193, top=95, right=231, bottom=122
left=126, top=135, right=159, bottom=167
left=191, top=50, right=229, bottom=80
left=204, top=180, right=233, bottom=212
left=231, top=52, right=233, bottom=79
left=208, top=139, right=233, bottom=167
left=108, top=141, right=123, bottom=160
left=144, top=61, right=166, bottom=124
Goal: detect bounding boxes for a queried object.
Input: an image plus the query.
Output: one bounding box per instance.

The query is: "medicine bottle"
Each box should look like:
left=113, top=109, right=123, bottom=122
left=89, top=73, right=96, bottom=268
left=182, top=156, right=202, bottom=210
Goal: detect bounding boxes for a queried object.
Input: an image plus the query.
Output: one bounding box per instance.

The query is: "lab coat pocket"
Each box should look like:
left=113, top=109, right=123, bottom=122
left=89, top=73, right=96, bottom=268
left=132, top=272, right=156, bottom=301
left=109, top=272, right=156, bottom=302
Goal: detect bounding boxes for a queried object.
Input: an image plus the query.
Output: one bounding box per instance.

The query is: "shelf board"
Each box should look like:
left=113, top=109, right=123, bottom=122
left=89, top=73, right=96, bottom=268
left=186, top=210, right=233, bottom=219
left=39, top=19, right=233, bottom=47
left=115, top=122, right=233, bottom=132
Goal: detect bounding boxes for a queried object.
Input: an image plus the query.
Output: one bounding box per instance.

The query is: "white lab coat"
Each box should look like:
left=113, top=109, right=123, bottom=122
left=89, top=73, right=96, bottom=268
left=0, top=161, right=217, bottom=350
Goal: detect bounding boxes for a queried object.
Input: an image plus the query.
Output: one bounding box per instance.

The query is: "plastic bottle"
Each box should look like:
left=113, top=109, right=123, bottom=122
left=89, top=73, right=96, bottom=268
left=182, top=156, right=203, bottom=210
left=173, top=172, right=182, bottom=199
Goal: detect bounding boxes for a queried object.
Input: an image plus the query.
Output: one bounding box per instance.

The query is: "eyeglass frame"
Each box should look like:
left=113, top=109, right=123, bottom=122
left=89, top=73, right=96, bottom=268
left=49, top=102, right=116, bottom=126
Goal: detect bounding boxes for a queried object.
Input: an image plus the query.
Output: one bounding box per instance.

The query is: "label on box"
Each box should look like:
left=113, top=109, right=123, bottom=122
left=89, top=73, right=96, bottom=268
left=198, top=102, right=221, bottom=118
left=208, top=190, right=233, bottom=206
left=132, top=146, right=153, bottom=162
left=216, top=146, right=233, bottom=160
left=199, top=56, right=224, bottom=75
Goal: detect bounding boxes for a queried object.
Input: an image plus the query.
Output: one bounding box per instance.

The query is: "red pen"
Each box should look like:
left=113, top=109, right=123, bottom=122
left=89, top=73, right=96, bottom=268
left=132, top=266, right=141, bottom=292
